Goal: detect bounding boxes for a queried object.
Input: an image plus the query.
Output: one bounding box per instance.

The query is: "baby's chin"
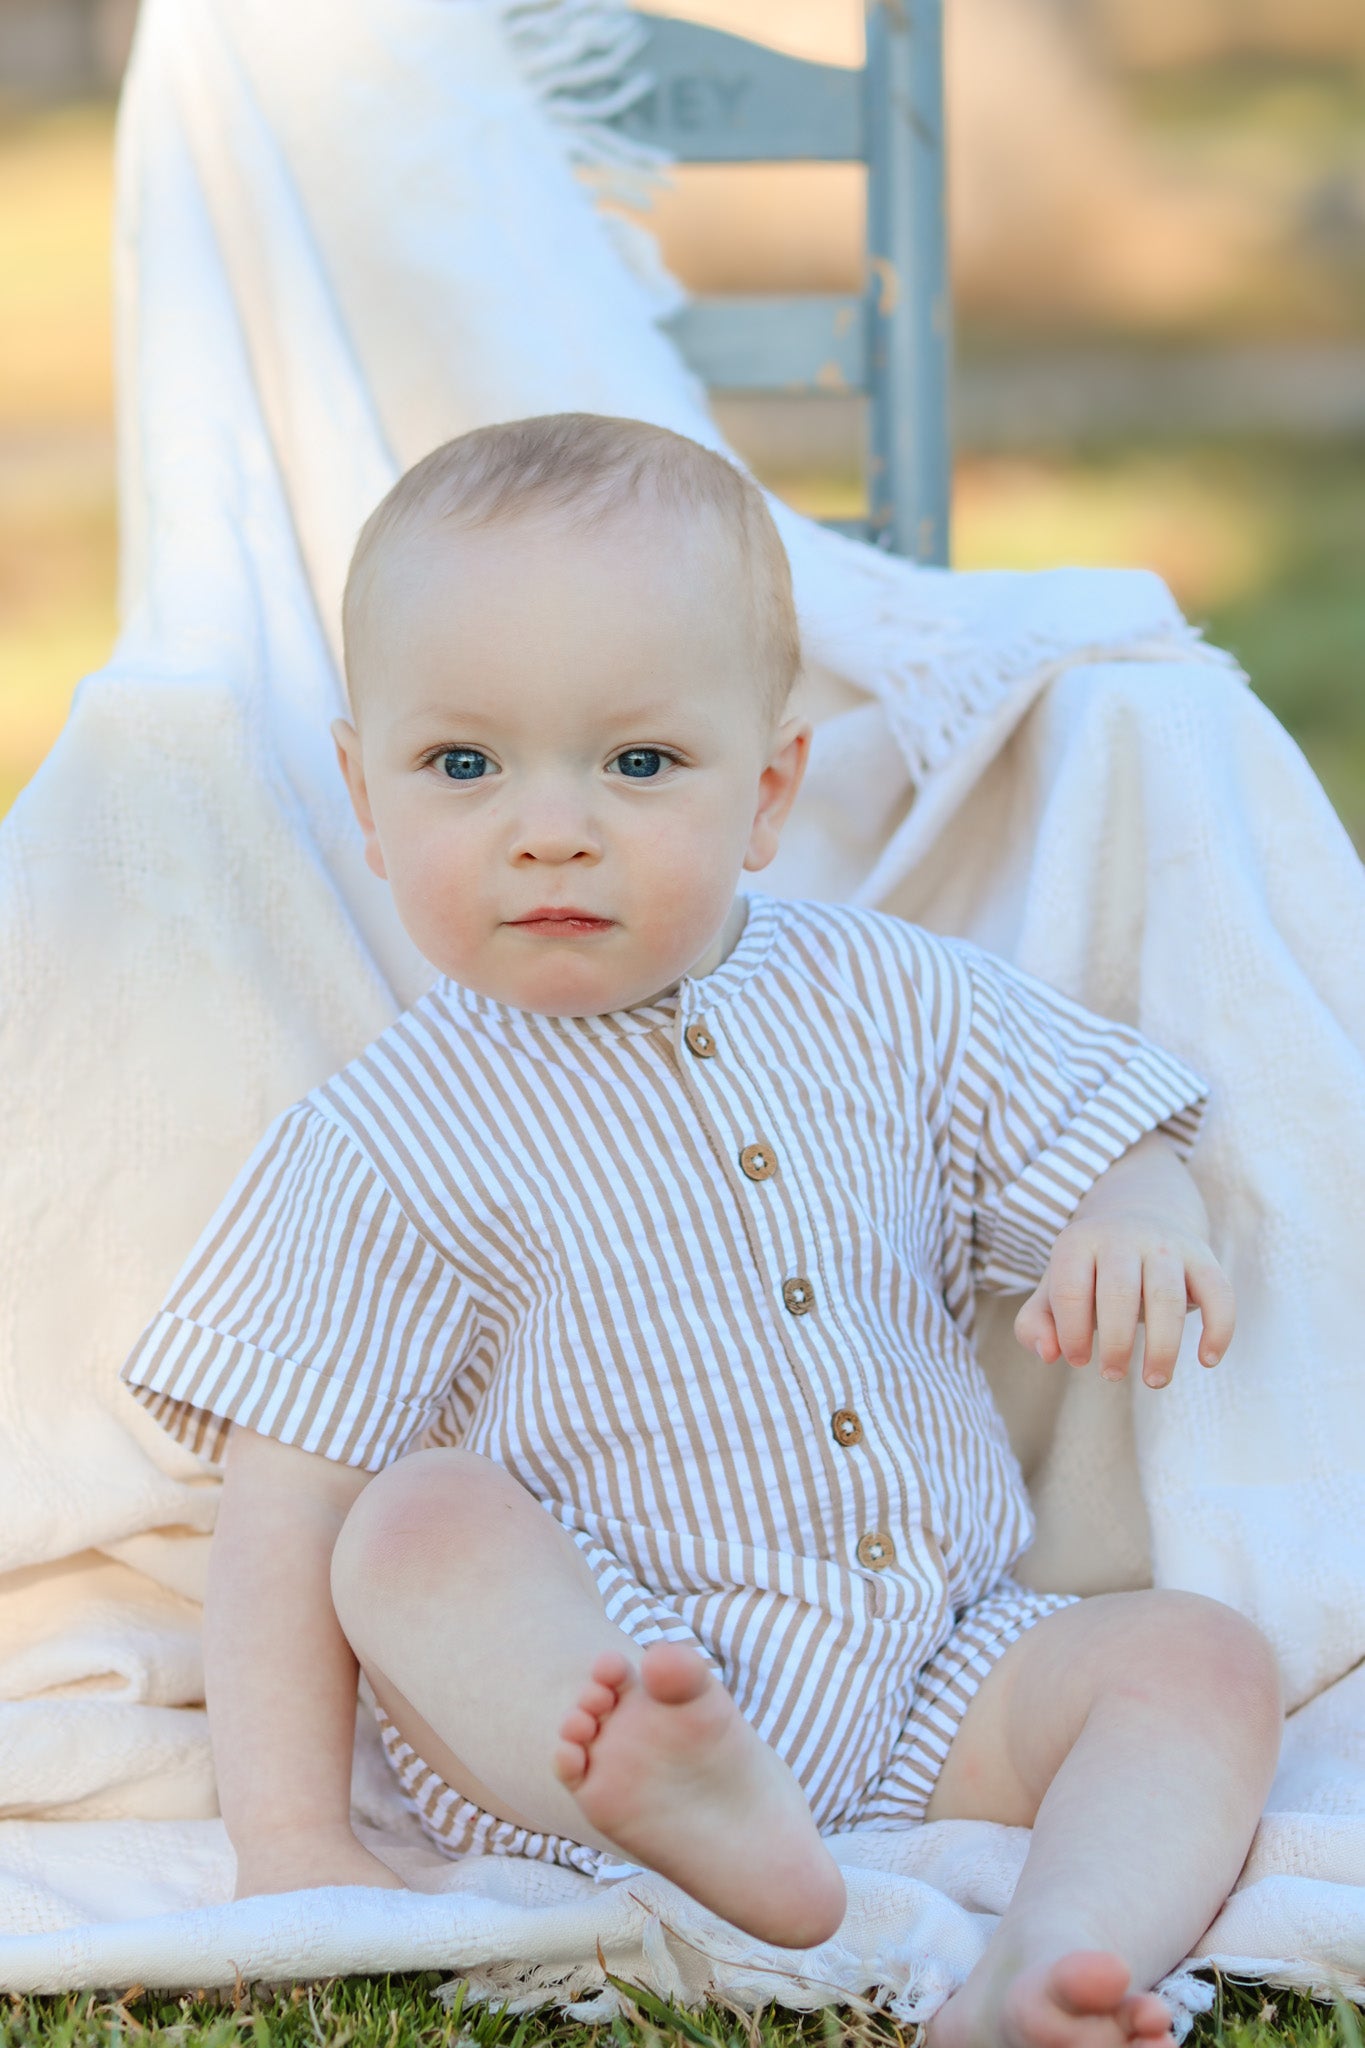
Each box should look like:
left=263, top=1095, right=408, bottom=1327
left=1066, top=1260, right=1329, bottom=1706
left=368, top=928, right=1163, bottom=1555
left=441, top=944, right=687, bottom=1018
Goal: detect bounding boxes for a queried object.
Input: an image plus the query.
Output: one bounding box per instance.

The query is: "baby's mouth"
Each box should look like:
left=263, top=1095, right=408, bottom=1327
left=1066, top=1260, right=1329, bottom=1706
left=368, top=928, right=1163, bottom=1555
left=507, top=909, right=615, bottom=936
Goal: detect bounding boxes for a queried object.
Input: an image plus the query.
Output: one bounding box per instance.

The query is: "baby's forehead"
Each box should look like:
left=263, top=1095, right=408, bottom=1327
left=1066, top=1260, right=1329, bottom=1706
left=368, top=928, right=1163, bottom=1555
left=345, top=490, right=777, bottom=723
left=343, top=438, right=796, bottom=724
left=393, top=491, right=743, bottom=589
left=379, top=502, right=737, bottom=643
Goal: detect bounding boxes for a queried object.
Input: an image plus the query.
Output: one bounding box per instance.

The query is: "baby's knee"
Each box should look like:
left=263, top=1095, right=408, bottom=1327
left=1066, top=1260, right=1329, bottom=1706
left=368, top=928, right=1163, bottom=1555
left=330, top=1446, right=532, bottom=1609
left=1124, top=1589, right=1283, bottom=1738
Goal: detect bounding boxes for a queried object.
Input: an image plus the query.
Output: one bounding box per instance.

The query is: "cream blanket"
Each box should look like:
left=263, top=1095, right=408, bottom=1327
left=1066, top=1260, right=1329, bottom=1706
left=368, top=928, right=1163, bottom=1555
left=3, top=0, right=1365, bottom=2028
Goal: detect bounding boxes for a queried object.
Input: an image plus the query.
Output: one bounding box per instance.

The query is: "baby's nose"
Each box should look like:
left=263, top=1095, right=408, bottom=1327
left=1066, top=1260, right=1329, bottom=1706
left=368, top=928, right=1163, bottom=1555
left=507, top=796, right=603, bottom=864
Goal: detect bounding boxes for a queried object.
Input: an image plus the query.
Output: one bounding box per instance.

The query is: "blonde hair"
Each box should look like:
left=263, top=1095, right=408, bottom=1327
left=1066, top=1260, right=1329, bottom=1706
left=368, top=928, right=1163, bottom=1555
left=341, top=413, right=801, bottom=719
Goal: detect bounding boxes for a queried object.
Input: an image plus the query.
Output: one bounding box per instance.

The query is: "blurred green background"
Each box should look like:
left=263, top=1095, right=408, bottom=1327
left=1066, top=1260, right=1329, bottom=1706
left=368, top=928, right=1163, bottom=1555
left=1, top=0, right=1363, bottom=837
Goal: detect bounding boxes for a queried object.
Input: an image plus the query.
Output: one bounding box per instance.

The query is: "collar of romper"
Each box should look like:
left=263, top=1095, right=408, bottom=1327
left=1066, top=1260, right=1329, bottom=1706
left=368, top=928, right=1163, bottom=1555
left=435, top=890, right=781, bottom=1048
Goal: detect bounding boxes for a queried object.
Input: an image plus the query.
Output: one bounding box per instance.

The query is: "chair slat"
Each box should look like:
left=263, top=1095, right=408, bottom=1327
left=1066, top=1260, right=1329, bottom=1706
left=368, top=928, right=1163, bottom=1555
left=607, top=8, right=952, bottom=564
left=663, top=295, right=867, bottom=393
left=864, top=0, right=951, bottom=562
left=615, top=17, right=861, bottom=163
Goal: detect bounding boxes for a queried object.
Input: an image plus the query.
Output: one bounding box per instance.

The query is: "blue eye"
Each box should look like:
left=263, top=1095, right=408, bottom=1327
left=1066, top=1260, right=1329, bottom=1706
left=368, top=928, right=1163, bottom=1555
left=441, top=748, right=488, bottom=780
left=614, top=748, right=665, bottom=779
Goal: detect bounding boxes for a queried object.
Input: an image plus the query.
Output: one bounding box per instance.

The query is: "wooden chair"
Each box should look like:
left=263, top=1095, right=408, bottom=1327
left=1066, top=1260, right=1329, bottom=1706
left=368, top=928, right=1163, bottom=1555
left=611, top=4, right=951, bottom=564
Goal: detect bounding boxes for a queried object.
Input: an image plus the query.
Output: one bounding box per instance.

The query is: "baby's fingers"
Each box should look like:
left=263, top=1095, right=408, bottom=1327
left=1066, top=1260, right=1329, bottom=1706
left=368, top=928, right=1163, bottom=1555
left=1014, top=1281, right=1061, bottom=1363
left=1139, top=1251, right=1189, bottom=1387
left=1094, top=1251, right=1142, bottom=1381
left=1187, top=1249, right=1236, bottom=1367
left=1047, top=1242, right=1098, bottom=1369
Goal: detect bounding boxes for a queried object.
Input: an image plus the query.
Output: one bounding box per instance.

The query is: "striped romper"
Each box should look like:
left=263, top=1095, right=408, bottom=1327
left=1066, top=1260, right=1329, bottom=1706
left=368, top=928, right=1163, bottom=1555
left=120, top=895, right=1207, bottom=1873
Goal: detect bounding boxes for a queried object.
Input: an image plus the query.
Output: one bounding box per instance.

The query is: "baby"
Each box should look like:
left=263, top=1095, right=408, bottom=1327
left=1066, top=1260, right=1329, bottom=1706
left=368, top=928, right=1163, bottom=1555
left=120, top=415, right=1282, bottom=2048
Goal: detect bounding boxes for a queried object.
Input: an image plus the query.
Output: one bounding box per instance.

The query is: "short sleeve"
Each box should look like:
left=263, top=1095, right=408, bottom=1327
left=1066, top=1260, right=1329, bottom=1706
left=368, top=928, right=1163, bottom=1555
left=944, top=947, right=1209, bottom=1296
left=118, top=1101, right=479, bottom=1471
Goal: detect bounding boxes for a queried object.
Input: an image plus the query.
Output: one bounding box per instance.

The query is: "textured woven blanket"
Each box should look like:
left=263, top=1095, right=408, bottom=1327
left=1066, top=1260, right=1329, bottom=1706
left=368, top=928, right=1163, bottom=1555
left=2, top=0, right=1365, bottom=2030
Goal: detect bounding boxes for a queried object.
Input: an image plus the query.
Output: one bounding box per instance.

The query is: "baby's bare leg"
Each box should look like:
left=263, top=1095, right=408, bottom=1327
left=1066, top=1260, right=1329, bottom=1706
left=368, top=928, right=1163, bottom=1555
left=923, top=1589, right=1282, bottom=2048
left=329, top=1447, right=844, bottom=1947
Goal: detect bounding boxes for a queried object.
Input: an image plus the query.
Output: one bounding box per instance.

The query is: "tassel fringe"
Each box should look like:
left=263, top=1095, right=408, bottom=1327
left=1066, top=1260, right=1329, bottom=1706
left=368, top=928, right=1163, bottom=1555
left=491, top=0, right=672, bottom=188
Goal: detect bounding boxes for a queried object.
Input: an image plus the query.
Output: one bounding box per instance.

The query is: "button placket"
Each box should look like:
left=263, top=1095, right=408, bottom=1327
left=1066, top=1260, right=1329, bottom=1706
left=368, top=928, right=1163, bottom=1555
left=725, top=1086, right=893, bottom=1563
left=673, top=994, right=913, bottom=1581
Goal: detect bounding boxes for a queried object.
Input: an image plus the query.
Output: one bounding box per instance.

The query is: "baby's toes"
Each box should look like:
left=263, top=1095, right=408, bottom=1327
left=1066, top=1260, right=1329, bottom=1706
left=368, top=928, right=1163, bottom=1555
left=1119, top=1992, right=1174, bottom=2042
left=578, top=1678, right=619, bottom=1720
left=587, top=1649, right=633, bottom=1693
left=558, top=1705, right=601, bottom=1748
left=553, top=1737, right=588, bottom=1790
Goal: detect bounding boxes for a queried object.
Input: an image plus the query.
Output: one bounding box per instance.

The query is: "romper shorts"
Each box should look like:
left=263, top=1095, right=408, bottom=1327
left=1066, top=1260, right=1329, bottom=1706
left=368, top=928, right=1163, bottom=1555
left=369, top=1573, right=1079, bottom=1877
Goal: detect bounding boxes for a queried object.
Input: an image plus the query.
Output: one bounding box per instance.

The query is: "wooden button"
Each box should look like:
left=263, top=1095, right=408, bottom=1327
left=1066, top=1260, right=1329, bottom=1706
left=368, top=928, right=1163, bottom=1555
left=856, top=1530, right=895, bottom=1572
left=831, top=1407, right=863, bottom=1447
left=739, top=1142, right=776, bottom=1182
left=684, top=1022, right=716, bottom=1059
left=782, top=1276, right=815, bottom=1315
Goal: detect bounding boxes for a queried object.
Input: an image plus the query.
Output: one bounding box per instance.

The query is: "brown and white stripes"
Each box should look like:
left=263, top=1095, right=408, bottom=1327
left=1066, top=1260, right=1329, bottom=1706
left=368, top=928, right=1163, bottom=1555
left=120, top=894, right=1206, bottom=1862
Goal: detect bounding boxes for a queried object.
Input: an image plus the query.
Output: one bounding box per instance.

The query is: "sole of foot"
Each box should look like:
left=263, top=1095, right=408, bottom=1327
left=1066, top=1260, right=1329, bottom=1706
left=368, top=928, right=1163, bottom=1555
left=554, top=1641, right=846, bottom=1951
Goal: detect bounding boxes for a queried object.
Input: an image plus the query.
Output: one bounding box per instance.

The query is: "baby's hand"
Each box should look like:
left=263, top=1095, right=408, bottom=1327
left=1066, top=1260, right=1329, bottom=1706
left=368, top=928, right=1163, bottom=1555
left=1014, top=1206, right=1235, bottom=1390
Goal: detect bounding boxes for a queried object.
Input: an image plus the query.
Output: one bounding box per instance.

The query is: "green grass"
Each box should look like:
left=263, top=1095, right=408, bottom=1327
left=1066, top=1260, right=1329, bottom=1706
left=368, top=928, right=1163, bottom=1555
left=3, top=1968, right=1363, bottom=2048
left=1129, top=56, right=1365, bottom=151
left=1195, top=446, right=1365, bottom=848
left=963, top=440, right=1365, bottom=853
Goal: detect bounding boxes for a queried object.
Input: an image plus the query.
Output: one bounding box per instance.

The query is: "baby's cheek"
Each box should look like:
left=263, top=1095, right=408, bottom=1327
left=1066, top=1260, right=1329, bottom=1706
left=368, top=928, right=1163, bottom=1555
left=647, top=866, right=734, bottom=966
left=641, top=801, right=746, bottom=911
left=392, top=841, right=487, bottom=973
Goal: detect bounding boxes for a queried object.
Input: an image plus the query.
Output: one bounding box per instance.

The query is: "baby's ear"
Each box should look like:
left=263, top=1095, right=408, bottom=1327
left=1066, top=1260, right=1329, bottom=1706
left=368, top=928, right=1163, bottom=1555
left=330, top=719, right=387, bottom=881
left=743, top=716, right=812, bottom=873
left=331, top=717, right=363, bottom=802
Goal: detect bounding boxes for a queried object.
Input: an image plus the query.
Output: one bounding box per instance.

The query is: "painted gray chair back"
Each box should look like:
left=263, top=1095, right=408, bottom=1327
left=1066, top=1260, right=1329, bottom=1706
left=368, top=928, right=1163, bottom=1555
left=612, top=4, right=951, bottom=564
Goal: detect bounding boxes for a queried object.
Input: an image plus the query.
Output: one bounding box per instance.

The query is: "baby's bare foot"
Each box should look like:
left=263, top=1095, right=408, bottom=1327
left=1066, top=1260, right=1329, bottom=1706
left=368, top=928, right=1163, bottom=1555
left=928, top=1950, right=1176, bottom=2048
left=552, top=1641, right=845, bottom=1950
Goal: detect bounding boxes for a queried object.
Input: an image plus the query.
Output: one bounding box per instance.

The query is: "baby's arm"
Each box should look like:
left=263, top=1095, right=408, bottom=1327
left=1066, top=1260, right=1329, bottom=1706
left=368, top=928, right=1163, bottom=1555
left=206, top=1424, right=405, bottom=1897
left=1014, top=1130, right=1235, bottom=1389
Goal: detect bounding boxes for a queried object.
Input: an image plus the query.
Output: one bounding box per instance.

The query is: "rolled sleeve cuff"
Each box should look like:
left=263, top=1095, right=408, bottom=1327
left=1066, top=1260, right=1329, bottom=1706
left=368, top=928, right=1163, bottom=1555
left=976, top=1046, right=1209, bottom=1296
left=118, top=1312, right=435, bottom=1473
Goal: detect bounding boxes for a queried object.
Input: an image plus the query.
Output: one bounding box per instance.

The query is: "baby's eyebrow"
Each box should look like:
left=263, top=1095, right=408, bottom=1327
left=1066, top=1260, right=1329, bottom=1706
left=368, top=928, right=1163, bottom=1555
left=392, top=704, right=483, bottom=728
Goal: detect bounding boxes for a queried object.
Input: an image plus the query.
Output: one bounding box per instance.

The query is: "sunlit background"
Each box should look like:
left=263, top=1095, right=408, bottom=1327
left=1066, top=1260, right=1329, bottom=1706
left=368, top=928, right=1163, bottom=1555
left=2, top=0, right=1363, bottom=836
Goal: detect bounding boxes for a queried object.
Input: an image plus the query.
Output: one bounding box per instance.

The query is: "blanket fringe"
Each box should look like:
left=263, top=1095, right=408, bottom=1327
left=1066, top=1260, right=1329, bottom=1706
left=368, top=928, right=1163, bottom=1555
left=491, top=0, right=671, bottom=190
left=437, top=1951, right=1216, bottom=2038
left=785, top=515, right=1252, bottom=788
left=437, top=1956, right=627, bottom=2018
left=881, top=617, right=1250, bottom=787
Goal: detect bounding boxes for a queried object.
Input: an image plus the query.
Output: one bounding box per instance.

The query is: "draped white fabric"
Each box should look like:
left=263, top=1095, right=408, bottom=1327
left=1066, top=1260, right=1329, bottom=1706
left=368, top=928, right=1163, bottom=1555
left=1, top=0, right=1364, bottom=2024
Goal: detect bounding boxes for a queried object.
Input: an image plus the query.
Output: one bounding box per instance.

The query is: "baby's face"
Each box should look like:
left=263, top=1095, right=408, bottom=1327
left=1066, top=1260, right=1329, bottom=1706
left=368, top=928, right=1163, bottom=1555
left=334, top=499, right=810, bottom=1015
